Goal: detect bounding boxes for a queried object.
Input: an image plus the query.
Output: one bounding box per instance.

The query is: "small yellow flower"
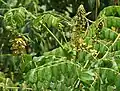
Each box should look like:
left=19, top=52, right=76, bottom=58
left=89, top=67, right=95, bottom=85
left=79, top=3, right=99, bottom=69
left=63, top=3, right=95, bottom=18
left=111, top=26, right=116, bottom=31
left=86, top=45, right=93, bottom=49
left=11, top=37, right=27, bottom=55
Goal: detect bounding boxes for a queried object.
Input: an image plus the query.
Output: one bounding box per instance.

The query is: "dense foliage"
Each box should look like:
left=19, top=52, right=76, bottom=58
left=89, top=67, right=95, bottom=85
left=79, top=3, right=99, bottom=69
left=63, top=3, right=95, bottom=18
left=0, top=0, right=120, bottom=91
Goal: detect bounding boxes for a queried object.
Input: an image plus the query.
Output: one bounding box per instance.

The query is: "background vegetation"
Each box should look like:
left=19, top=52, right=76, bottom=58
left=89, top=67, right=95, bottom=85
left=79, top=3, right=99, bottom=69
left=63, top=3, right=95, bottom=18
left=0, top=0, right=120, bottom=91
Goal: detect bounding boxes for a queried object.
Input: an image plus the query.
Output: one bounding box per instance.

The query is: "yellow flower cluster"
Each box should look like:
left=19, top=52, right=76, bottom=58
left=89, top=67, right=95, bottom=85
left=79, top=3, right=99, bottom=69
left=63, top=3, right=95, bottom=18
left=11, top=37, right=27, bottom=55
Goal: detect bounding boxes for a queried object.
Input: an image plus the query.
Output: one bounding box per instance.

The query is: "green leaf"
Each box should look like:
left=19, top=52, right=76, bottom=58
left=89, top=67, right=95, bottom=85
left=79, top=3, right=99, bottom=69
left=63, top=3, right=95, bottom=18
left=28, top=69, right=37, bottom=83
left=107, top=86, right=115, bottom=91
left=42, top=68, right=52, bottom=81
left=88, top=0, right=95, bottom=10
left=6, top=78, right=14, bottom=87
left=116, top=41, right=120, bottom=50
left=80, top=70, right=95, bottom=82
left=109, top=32, right=116, bottom=41
left=115, top=74, right=120, bottom=91
left=7, top=0, right=17, bottom=7
left=106, top=70, right=116, bottom=83
left=24, top=0, right=32, bottom=5
left=94, top=42, right=100, bottom=51
left=103, top=28, right=110, bottom=39
left=99, top=44, right=106, bottom=53
left=0, top=72, right=5, bottom=82
left=89, top=86, right=95, bottom=91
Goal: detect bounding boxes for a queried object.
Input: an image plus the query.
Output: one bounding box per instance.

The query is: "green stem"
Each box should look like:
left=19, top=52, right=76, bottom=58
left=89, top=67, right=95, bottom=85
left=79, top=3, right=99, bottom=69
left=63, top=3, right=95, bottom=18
left=102, top=34, right=120, bottom=59
left=0, top=0, right=9, bottom=7
left=95, top=0, right=100, bottom=19
left=0, top=85, right=33, bottom=90
left=40, top=22, right=64, bottom=50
